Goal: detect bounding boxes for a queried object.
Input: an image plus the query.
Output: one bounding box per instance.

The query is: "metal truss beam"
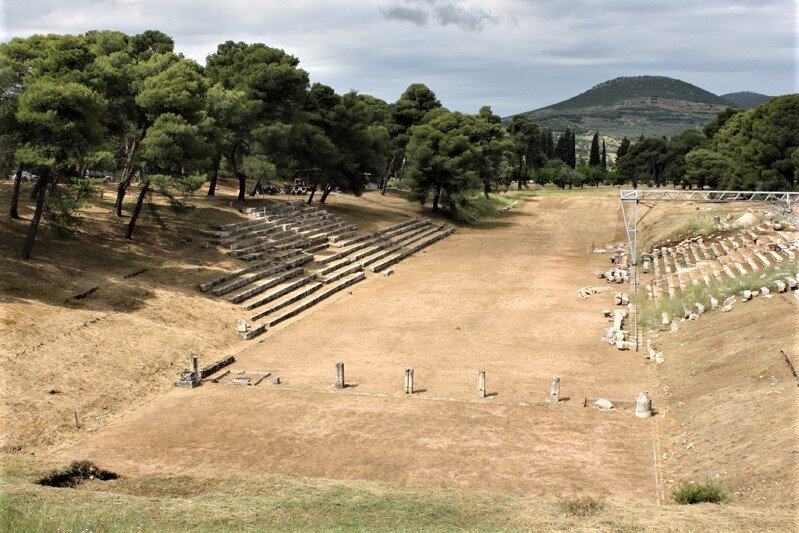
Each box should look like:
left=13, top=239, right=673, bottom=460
left=620, top=189, right=799, bottom=205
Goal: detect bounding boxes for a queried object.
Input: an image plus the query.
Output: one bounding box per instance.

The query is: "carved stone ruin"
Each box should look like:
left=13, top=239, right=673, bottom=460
left=549, top=375, right=560, bottom=404
left=404, top=368, right=414, bottom=394
left=635, top=392, right=652, bottom=418
left=335, top=362, right=345, bottom=389
left=477, top=370, right=486, bottom=398
left=174, top=355, right=201, bottom=388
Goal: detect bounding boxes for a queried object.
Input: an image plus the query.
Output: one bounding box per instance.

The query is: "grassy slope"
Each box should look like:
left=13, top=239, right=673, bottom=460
left=1, top=454, right=793, bottom=531
left=654, top=297, right=799, bottom=509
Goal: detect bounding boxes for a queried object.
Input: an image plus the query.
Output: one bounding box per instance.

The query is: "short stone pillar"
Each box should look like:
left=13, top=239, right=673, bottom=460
left=549, top=375, right=560, bottom=404
left=237, top=319, right=249, bottom=333
left=635, top=392, right=652, bottom=418
left=335, top=362, right=345, bottom=389
left=404, top=368, right=414, bottom=394
left=477, top=370, right=486, bottom=398
left=190, top=356, right=199, bottom=382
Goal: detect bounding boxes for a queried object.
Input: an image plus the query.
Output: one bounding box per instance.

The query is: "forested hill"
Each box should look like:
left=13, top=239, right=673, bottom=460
left=720, top=91, right=773, bottom=109
left=509, top=76, right=735, bottom=140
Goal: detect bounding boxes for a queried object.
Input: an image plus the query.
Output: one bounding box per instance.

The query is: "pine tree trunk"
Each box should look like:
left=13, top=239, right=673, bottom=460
left=432, top=184, right=441, bottom=213
left=319, top=184, right=334, bottom=204
left=307, top=184, right=317, bottom=204
left=22, top=173, right=51, bottom=260
left=125, top=182, right=149, bottom=239
left=114, top=140, right=140, bottom=217
left=9, top=168, right=22, bottom=219
left=29, top=178, right=41, bottom=200
left=484, top=181, right=491, bottom=199
left=207, top=155, right=220, bottom=196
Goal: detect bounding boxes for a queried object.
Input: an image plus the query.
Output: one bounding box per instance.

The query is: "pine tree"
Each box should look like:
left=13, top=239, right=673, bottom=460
left=616, top=137, right=631, bottom=162
left=589, top=132, right=600, bottom=166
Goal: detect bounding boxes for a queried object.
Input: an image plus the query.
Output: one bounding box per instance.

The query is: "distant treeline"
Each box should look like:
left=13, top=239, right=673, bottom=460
left=614, top=96, right=799, bottom=191
left=2, top=31, right=796, bottom=260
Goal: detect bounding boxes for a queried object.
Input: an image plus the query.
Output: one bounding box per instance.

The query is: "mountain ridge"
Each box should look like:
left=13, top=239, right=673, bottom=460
left=720, top=91, right=773, bottom=109
left=507, top=75, right=736, bottom=140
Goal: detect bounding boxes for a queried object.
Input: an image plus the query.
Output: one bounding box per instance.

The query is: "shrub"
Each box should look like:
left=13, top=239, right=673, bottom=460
left=560, top=495, right=605, bottom=517
left=672, top=481, right=729, bottom=504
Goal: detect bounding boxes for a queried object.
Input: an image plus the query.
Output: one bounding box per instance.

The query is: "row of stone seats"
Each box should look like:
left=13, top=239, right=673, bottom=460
left=206, top=253, right=313, bottom=296
left=646, top=224, right=798, bottom=300
left=241, top=272, right=366, bottom=339
left=317, top=218, right=431, bottom=264
left=371, top=227, right=455, bottom=272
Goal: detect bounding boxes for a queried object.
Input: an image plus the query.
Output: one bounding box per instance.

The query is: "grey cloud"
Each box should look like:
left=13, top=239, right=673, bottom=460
left=382, top=1, right=499, bottom=32
left=382, top=6, right=429, bottom=26
left=433, top=3, right=499, bottom=31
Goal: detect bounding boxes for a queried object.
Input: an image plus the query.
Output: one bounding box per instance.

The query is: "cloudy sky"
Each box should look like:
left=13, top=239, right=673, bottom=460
left=2, top=0, right=796, bottom=115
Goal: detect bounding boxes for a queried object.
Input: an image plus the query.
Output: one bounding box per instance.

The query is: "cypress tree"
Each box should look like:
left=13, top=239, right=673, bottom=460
left=570, top=130, right=576, bottom=169
left=601, top=139, right=607, bottom=169
left=589, top=132, right=600, bottom=167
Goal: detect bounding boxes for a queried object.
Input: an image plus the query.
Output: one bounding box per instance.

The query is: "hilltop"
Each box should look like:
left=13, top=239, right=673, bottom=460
left=510, top=76, right=735, bottom=139
left=721, top=91, right=773, bottom=108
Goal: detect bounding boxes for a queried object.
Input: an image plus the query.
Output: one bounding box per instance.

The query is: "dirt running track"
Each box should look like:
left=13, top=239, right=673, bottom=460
left=57, top=196, right=657, bottom=501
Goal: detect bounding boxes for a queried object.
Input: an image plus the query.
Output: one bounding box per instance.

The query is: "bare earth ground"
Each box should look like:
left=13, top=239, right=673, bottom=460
left=2, top=181, right=797, bottom=529
left=53, top=193, right=661, bottom=501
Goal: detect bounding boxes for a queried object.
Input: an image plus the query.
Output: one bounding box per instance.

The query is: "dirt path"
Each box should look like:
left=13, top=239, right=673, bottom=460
left=57, top=195, right=657, bottom=501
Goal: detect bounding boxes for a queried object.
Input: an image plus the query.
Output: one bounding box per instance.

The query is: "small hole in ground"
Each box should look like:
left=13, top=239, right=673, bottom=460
left=37, top=460, right=119, bottom=488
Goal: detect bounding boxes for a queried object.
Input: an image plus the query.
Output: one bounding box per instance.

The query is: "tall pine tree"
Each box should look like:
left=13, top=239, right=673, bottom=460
left=616, top=137, right=631, bottom=162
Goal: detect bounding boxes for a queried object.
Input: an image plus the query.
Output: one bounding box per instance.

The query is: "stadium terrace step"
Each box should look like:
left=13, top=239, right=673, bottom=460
left=392, top=224, right=445, bottom=247
left=753, top=251, right=771, bottom=267
left=264, top=271, right=366, bottom=328
left=371, top=227, right=455, bottom=273
left=318, top=236, right=387, bottom=264
left=318, top=257, right=355, bottom=276
left=249, top=281, right=324, bottom=321
left=212, top=263, right=295, bottom=296
left=296, top=220, right=348, bottom=237
left=304, top=242, right=331, bottom=254
left=358, top=244, right=402, bottom=268
left=228, top=267, right=305, bottom=304
left=389, top=222, right=438, bottom=243
left=322, top=263, right=363, bottom=284
left=212, top=255, right=313, bottom=296
left=379, top=219, right=431, bottom=239
left=767, top=249, right=784, bottom=263
left=217, top=219, right=277, bottom=241
left=244, top=274, right=319, bottom=311
left=200, top=261, right=272, bottom=292
left=330, top=218, right=420, bottom=248
left=324, top=226, right=358, bottom=240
